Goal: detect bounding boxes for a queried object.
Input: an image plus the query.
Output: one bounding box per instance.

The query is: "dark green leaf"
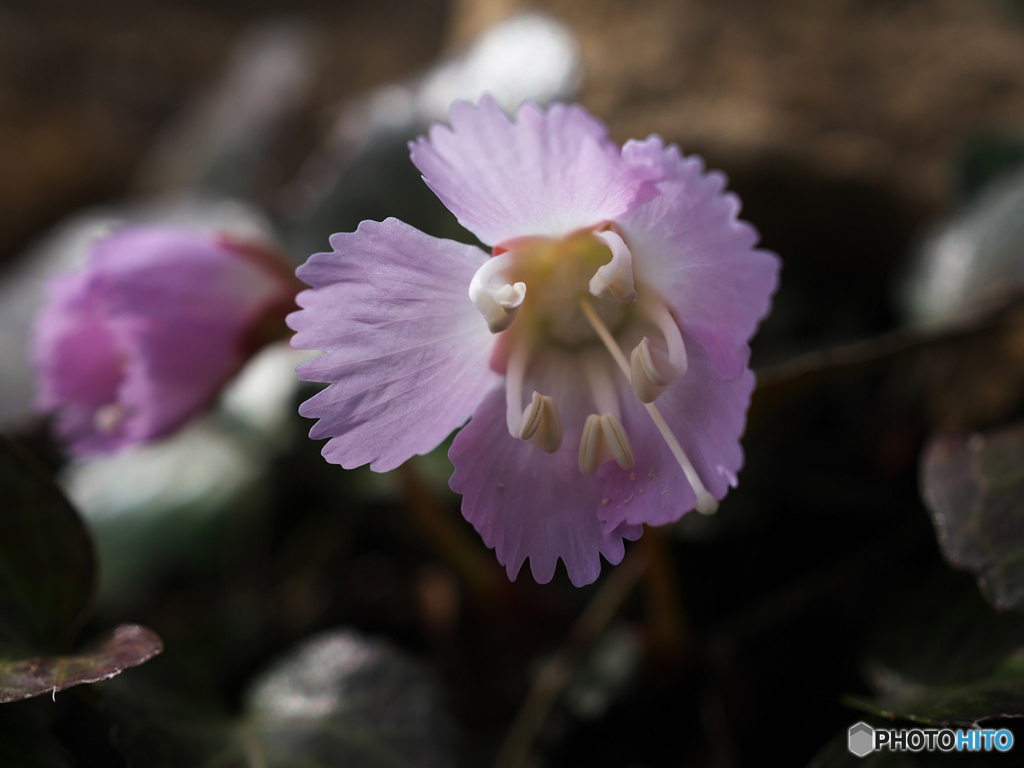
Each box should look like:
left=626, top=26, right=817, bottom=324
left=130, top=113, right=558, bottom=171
left=0, top=437, right=95, bottom=655
left=848, top=574, right=1024, bottom=726
left=0, top=624, right=162, bottom=704
left=921, top=423, right=1024, bottom=611
left=867, top=573, right=1024, bottom=687
left=957, top=134, right=1024, bottom=199
left=846, top=651, right=1024, bottom=726
left=100, top=665, right=249, bottom=768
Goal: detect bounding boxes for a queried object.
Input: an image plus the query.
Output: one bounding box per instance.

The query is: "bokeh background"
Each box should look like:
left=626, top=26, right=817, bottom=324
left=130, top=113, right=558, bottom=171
left=4, top=0, right=1024, bottom=766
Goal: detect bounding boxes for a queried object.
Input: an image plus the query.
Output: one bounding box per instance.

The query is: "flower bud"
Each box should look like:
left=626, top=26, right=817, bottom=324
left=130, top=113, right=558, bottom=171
left=33, top=226, right=297, bottom=454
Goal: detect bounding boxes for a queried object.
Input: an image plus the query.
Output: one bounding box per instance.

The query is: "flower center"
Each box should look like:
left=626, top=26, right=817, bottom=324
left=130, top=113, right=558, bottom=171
left=468, top=226, right=717, bottom=514
left=503, top=230, right=632, bottom=345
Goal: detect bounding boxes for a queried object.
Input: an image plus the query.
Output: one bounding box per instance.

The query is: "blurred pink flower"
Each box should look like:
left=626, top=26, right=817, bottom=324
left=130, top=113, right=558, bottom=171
left=289, top=97, right=779, bottom=586
left=33, top=226, right=297, bottom=455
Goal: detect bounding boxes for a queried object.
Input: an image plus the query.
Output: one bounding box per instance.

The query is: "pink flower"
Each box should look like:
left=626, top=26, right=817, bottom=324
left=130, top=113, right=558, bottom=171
left=33, top=226, right=297, bottom=455
left=289, top=98, right=779, bottom=586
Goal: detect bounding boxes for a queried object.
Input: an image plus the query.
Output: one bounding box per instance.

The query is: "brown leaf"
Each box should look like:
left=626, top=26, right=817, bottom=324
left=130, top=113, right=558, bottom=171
left=0, top=624, right=163, bottom=704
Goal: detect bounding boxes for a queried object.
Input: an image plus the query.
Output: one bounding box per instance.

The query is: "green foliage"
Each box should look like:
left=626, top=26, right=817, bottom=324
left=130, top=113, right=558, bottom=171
left=0, top=437, right=162, bottom=705
left=957, top=135, right=1024, bottom=199
left=0, top=437, right=95, bottom=657
left=844, top=575, right=1024, bottom=726
left=921, top=423, right=1024, bottom=611
left=97, top=631, right=456, bottom=768
left=0, top=624, right=162, bottom=705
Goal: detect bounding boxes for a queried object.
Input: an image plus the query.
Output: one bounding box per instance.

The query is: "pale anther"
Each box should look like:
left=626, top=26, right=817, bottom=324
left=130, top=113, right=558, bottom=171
left=517, top=391, right=563, bottom=453
left=578, top=412, right=634, bottom=475
left=589, top=230, right=636, bottom=303
left=579, top=296, right=719, bottom=513
left=631, top=338, right=675, bottom=403
left=94, top=403, right=128, bottom=434
left=469, top=252, right=526, bottom=333
left=630, top=303, right=687, bottom=403
left=600, top=413, right=635, bottom=470
left=578, top=414, right=604, bottom=475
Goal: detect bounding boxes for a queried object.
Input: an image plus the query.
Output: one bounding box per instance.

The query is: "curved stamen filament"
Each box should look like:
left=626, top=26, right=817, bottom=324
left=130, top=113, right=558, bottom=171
left=589, top=229, right=637, bottom=303
left=470, top=251, right=527, bottom=333
left=579, top=297, right=719, bottom=514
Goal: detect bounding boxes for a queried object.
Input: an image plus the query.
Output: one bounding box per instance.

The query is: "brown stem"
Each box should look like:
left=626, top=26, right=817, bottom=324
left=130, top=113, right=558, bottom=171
left=492, top=547, right=649, bottom=768
left=394, top=460, right=506, bottom=602
left=638, top=525, right=691, bottom=663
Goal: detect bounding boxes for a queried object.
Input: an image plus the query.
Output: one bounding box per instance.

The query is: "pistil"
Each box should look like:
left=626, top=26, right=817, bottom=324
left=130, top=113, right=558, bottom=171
left=579, top=297, right=719, bottom=514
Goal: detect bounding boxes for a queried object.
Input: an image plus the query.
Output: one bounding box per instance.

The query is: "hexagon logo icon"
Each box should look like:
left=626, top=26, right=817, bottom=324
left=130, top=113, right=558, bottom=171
left=848, top=722, right=875, bottom=757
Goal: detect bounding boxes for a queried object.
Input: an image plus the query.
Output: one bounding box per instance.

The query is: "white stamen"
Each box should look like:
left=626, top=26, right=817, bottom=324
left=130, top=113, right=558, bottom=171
left=579, top=414, right=604, bottom=475
left=505, top=340, right=528, bottom=436
left=600, top=413, right=635, bottom=470
left=630, top=303, right=687, bottom=403
left=631, top=338, right=676, bottom=403
left=578, top=412, right=635, bottom=475
left=589, top=230, right=637, bottom=303
left=470, top=252, right=527, bottom=333
left=584, top=352, right=620, bottom=417
left=517, top=391, right=563, bottom=453
left=579, top=297, right=719, bottom=513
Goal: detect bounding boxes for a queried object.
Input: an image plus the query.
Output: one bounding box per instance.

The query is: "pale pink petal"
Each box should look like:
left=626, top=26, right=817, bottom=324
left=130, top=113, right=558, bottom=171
left=598, top=330, right=755, bottom=531
left=289, top=219, right=501, bottom=472
left=620, top=137, right=780, bottom=380
left=33, top=227, right=292, bottom=455
left=92, top=228, right=289, bottom=444
left=32, top=272, right=125, bottom=454
left=410, top=96, right=661, bottom=246
left=449, top=352, right=642, bottom=587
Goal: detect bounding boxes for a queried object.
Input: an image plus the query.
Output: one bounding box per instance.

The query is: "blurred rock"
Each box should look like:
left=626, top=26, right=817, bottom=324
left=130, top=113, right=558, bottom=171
left=245, top=629, right=457, bottom=768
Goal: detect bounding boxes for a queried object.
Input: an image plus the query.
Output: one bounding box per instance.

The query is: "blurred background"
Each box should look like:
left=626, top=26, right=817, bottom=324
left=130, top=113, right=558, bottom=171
left=3, top=0, right=1024, bottom=766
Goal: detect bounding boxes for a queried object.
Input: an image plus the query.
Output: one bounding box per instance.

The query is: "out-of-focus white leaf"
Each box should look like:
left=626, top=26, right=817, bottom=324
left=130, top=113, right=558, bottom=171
left=904, top=166, right=1024, bottom=326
